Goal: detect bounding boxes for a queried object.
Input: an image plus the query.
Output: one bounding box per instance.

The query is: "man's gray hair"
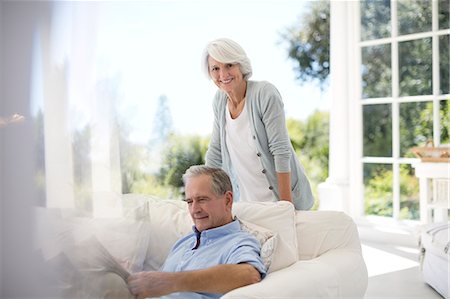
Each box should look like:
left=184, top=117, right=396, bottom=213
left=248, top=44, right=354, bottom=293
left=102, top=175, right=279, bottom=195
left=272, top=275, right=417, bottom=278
left=201, top=38, right=253, bottom=81
left=183, top=165, right=232, bottom=196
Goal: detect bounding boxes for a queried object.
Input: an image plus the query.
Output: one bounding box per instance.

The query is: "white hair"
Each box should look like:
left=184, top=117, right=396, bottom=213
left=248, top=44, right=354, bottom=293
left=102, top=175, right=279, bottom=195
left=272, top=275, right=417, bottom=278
left=201, top=38, right=253, bottom=80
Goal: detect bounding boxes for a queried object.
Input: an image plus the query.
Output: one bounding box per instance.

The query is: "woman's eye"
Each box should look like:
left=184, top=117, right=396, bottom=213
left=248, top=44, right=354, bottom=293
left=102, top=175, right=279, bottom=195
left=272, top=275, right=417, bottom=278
left=227, top=64, right=233, bottom=68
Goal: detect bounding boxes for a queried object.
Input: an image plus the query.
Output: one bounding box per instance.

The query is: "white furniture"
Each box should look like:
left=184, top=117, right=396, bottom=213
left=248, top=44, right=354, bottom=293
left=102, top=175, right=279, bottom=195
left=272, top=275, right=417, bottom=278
left=413, top=162, right=450, bottom=224
left=35, top=197, right=368, bottom=298
left=419, top=222, right=450, bottom=299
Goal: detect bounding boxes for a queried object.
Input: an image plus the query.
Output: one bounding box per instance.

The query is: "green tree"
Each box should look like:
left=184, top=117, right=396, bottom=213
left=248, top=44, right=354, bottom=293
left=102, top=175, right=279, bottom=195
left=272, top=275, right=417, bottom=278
left=150, top=94, right=173, bottom=145
left=158, top=134, right=209, bottom=196
left=287, top=110, right=329, bottom=205
left=279, top=0, right=330, bottom=88
left=72, top=125, right=93, bottom=213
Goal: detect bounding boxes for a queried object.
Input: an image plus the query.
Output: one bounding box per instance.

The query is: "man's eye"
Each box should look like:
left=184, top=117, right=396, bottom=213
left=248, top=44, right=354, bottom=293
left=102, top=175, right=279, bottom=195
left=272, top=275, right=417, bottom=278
left=226, top=64, right=233, bottom=68
left=211, top=67, right=218, bottom=72
left=185, top=199, right=193, bottom=204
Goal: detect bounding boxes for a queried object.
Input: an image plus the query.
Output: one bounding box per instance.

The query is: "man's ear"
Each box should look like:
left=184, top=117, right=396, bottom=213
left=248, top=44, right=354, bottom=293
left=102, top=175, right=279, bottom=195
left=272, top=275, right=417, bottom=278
left=224, top=190, right=233, bottom=207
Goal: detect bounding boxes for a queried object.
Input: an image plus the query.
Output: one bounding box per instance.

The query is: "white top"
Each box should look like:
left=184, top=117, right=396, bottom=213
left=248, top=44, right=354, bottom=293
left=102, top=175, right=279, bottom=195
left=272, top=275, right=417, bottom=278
left=225, top=101, right=275, bottom=203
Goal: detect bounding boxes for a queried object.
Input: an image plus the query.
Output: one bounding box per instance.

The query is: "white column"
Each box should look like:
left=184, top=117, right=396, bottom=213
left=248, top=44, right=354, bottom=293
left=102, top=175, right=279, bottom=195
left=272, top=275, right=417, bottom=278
left=65, top=3, right=122, bottom=217
left=318, top=0, right=352, bottom=213
left=42, top=61, right=75, bottom=209
left=90, top=89, right=123, bottom=218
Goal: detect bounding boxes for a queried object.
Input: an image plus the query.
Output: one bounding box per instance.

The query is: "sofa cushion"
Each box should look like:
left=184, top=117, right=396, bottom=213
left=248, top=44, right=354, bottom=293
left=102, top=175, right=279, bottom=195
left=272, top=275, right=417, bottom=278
left=233, top=201, right=298, bottom=273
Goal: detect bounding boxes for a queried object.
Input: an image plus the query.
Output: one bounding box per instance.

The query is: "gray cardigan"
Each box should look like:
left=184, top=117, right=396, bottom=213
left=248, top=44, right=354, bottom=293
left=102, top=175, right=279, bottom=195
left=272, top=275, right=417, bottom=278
left=205, top=80, right=314, bottom=210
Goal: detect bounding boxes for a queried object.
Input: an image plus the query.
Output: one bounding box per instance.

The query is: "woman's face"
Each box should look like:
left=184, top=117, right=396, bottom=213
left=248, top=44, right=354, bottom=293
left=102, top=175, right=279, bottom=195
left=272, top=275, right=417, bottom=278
left=208, top=56, right=245, bottom=94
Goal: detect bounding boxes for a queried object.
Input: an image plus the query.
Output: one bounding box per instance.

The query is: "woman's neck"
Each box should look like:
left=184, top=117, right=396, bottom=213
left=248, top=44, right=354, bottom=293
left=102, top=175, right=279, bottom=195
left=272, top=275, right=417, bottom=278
left=227, top=81, right=247, bottom=108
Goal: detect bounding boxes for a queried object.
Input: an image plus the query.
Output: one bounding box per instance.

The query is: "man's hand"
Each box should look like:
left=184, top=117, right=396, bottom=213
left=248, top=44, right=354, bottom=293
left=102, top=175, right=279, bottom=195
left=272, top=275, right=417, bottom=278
left=127, top=271, right=176, bottom=299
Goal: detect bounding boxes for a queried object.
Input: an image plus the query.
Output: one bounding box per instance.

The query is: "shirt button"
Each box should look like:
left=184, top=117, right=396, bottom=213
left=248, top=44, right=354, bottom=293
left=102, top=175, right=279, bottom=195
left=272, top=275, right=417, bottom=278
left=269, top=186, right=274, bottom=190
left=256, top=152, right=262, bottom=157
left=262, top=169, right=267, bottom=174
left=253, top=135, right=256, bottom=140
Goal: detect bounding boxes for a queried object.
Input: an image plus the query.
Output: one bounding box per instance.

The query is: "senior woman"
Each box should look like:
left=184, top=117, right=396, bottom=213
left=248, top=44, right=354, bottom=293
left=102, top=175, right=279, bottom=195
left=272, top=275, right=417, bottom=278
left=202, top=37, right=314, bottom=210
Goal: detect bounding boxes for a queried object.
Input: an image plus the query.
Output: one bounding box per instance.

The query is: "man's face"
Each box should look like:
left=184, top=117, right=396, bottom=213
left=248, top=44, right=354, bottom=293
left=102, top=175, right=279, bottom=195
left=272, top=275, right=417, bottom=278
left=184, top=174, right=233, bottom=232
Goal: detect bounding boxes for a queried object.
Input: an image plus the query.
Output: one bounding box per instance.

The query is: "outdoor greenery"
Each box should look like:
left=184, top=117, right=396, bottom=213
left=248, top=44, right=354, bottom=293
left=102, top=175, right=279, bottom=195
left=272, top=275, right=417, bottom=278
left=35, top=0, right=448, bottom=221
left=280, top=0, right=449, bottom=220
left=279, top=0, right=329, bottom=89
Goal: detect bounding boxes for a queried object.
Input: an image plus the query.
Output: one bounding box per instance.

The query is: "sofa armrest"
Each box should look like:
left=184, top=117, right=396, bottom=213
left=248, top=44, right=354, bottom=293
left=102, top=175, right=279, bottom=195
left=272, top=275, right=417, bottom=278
left=221, top=249, right=367, bottom=299
left=296, top=211, right=363, bottom=260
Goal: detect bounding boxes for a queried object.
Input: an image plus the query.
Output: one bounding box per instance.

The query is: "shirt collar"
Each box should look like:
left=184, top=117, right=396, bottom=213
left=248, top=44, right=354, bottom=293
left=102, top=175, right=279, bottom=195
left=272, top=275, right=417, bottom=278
left=192, top=219, right=240, bottom=241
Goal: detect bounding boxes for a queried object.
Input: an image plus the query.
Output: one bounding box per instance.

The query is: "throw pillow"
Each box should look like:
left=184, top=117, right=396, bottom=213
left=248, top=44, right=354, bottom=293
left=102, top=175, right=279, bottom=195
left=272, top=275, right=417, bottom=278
left=238, top=218, right=277, bottom=271
left=233, top=201, right=298, bottom=273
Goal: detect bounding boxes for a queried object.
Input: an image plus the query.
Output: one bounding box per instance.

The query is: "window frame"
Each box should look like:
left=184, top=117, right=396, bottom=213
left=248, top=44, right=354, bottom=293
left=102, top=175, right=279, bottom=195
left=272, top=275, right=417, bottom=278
left=351, top=0, right=450, bottom=220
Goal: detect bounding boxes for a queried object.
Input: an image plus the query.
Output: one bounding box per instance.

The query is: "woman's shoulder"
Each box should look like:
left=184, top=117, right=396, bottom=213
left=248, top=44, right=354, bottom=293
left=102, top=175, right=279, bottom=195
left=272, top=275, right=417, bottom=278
left=248, top=80, right=277, bottom=92
left=248, top=80, right=281, bottom=98
left=248, top=80, right=282, bottom=107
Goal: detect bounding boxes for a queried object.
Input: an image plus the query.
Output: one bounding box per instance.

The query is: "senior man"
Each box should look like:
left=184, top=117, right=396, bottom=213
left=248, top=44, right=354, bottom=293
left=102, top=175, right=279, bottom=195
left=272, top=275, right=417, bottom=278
left=127, top=165, right=266, bottom=299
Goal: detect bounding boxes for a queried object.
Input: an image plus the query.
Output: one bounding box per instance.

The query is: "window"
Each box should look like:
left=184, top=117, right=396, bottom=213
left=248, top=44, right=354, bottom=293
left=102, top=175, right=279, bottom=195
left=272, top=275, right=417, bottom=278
left=359, top=0, right=449, bottom=220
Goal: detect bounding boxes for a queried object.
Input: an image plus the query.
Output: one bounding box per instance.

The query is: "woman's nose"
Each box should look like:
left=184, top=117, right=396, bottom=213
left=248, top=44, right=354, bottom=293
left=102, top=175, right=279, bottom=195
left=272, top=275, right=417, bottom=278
left=219, top=68, right=228, bottom=78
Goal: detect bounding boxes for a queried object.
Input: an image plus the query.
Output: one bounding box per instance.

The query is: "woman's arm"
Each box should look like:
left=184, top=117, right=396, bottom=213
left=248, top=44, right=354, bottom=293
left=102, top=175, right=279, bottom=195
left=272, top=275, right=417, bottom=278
left=277, top=171, right=293, bottom=203
left=127, top=264, right=261, bottom=299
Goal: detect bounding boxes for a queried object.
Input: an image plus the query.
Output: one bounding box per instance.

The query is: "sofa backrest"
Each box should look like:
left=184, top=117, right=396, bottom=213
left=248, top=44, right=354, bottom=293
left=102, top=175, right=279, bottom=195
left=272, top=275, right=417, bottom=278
left=295, top=210, right=362, bottom=260
left=122, top=195, right=300, bottom=273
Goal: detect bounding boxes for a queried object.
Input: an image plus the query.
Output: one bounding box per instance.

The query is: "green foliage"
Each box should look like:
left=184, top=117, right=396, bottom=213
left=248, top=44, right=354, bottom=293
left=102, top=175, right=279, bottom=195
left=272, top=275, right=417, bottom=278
left=119, top=124, right=151, bottom=194
left=72, top=125, right=93, bottom=213
left=363, top=104, right=392, bottom=157
left=364, top=164, right=393, bottom=217
left=364, top=164, right=420, bottom=220
left=287, top=110, right=329, bottom=208
left=129, top=174, right=171, bottom=198
left=279, top=0, right=330, bottom=88
left=157, top=134, right=209, bottom=196
left=441, top=100, right=450, bottom=144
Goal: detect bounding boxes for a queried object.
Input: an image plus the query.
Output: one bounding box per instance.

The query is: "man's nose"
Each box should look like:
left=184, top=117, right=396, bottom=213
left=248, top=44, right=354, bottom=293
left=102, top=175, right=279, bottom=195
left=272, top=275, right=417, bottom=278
left=191, top=200, right=201, bottom=213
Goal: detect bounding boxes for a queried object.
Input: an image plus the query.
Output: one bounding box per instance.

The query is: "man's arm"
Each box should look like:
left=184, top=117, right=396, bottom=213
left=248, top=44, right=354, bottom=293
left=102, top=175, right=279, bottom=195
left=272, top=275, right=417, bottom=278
left=127, top=263, right=261, bottom=299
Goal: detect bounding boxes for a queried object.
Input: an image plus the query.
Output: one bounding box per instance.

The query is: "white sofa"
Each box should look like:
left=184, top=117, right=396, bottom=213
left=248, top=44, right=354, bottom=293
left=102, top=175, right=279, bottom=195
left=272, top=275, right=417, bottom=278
left=35, top=196, right=368, bottom=298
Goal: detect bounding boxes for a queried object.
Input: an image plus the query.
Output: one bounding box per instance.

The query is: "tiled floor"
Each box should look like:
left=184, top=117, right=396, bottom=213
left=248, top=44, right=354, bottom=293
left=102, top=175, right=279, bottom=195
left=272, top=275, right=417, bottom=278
left=357, top=217, right=445, bottom=299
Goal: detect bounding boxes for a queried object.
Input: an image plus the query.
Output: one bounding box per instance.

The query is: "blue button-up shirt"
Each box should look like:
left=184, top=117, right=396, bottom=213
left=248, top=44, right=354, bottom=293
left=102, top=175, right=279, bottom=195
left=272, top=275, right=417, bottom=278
left=159, top=220, right=266, bottom=299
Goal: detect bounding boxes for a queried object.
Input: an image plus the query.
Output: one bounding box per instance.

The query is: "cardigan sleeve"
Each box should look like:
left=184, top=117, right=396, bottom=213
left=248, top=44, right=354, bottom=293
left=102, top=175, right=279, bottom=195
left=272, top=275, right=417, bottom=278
left=258, top=83, right=292, bottom=173
left=205, top=91, right=223, bottom=168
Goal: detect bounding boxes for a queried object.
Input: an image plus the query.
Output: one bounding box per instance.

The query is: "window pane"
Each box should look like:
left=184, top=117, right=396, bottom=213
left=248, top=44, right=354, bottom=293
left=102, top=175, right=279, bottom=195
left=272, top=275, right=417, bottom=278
left=364, top=163, right=393, bottom=217
left=399, top=164, right=419, bottom=220
left=440, top=35, right=450, bottom=95
left=363, top=104, right=392, bottom=157
left=399, top=38, right=432, bottom=96
left=439, top=0, right=450, bottom=30
left=441, top=100, right=450, bottom=144
left=360, top=0, right=390, bottom=41
left=361, top=44, right=391, bottom=99
left=398, top=0, right=432, bottom=35
left=400, top=101, right=433, bottom=157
